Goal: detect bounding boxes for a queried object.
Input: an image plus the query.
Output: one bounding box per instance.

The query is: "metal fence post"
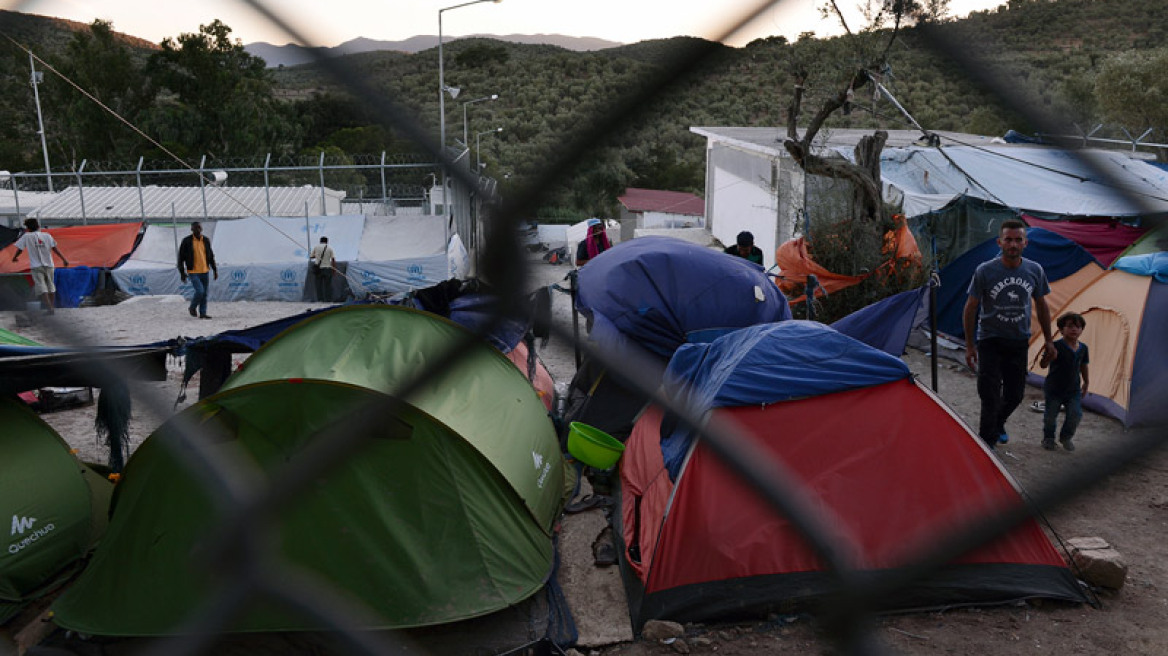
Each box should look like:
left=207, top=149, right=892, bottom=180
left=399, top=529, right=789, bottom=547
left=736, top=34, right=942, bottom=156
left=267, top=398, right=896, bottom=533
left=198, top=155, right=208, bottom=221
left=264, top=153, right=272, bottom=217
left=380, top=151, right=388, bottom=209
left=136, top=157, right=146, bottom=222
left=77, top=160, right=88, bottom=225
left=319, top=151, right=326, bottom=216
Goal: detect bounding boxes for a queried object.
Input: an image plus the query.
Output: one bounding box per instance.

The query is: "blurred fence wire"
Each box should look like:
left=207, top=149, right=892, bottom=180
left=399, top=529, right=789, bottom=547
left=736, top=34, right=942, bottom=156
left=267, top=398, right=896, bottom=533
left=8, top=0, right=1167, bottom=654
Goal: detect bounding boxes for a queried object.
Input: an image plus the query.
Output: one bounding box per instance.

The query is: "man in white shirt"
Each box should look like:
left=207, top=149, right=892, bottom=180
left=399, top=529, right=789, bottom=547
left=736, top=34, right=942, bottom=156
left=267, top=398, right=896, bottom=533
left=309, top=236, right=336, bottom=302
left=11, top=218, right=69, bottom=314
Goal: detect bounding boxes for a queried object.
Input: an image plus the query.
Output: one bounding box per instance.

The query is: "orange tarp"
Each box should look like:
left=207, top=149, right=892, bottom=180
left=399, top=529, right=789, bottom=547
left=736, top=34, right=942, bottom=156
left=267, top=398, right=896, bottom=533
left=0, top=223, right=141, bottom=273
left=774, top=217, right=922, bottom=303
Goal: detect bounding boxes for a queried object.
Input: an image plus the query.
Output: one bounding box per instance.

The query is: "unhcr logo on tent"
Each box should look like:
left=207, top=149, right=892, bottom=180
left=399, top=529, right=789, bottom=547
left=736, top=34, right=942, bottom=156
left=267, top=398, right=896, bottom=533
left=8, top=515, right=55, bottom=554
left=128, top=273, right=150, bottom=294
left=228, top=269, right=250, bottom=290
left=360, top=269, right=382, bottom=289
left=278, top=268, right=301, bottom=293
left=407, top=264, right=426, bottom=285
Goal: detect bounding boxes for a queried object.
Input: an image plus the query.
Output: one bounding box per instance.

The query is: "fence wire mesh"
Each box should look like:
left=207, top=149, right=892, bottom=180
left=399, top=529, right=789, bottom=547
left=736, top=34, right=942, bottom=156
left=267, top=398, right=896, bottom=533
left=5, top=0, right=1167, bottom=654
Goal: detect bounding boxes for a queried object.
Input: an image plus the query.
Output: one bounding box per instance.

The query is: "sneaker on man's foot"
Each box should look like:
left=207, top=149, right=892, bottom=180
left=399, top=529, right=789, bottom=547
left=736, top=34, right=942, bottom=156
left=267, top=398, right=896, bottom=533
left=998, top=432, right=1010, bottom=444
left=1042, top=439, right=1057, bottom=451
left=189, top=307, right=197, bottom=317
left=1061, top=439, right=1076, bottom=452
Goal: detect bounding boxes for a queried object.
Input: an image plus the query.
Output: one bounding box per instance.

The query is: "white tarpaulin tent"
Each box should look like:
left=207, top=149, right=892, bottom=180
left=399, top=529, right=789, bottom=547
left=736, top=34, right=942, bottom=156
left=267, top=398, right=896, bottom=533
left=116, top=214, right=455, bottom=301
left=215, top=215, right=366, bottom=263
left=346, top=216, right=447, bottom=295
left=207, top=215, right=365, bottom=302
left=111, top=222, right=217, bottom=297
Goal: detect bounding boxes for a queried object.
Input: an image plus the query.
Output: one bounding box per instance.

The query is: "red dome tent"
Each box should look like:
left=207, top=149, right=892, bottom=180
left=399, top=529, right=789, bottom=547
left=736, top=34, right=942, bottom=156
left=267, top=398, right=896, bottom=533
left=619, top=321, right=1087, bottom=627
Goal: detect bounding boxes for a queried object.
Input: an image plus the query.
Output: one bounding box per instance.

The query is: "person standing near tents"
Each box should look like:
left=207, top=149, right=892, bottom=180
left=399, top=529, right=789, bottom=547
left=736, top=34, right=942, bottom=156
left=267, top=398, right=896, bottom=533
left=724, top=230, right=764, bottom=265
left=11, top=218, right=69, bottom=314
left=177, top=222, right=218, bottom=320
left=309, top=236, right=335, bottom=302
left=1038, top=312, right=1089, bottom=452
left=963, top=219, right=1056, bottom=450
left=575, top=219, right=611, bottom=267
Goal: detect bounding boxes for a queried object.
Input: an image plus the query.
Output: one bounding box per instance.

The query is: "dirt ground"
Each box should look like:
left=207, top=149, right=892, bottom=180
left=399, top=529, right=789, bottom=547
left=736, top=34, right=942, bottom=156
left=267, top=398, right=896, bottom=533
left=3, top=255, right=1167, bottom=655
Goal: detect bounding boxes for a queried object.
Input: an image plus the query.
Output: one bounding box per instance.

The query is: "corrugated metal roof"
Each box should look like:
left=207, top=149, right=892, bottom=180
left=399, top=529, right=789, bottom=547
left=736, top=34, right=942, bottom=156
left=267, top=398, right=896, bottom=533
left=618, top=187, right=705, bottom=216
left=0, top=190, right=56, bottom=217
left=29, top=185, right=347, bottom=221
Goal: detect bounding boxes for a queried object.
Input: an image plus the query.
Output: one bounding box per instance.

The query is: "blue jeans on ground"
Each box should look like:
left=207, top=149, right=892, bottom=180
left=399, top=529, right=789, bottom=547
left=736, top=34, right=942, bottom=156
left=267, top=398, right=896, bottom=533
left=188, top=272, right=209, bottom=317
left=976, top=337, right=1029, bottom=448
left=1043, top=391, right=1082, bottom=442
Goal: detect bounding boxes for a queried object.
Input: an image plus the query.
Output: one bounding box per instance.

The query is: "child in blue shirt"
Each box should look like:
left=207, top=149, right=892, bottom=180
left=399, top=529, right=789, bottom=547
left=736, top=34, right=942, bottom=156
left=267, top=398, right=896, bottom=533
left=1038, top=313, right=1090, bottom=452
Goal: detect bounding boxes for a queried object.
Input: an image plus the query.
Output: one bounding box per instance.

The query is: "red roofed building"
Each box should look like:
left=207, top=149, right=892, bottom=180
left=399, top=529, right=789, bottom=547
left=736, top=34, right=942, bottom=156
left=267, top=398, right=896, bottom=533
left=616, top=187, right=705, bottom=240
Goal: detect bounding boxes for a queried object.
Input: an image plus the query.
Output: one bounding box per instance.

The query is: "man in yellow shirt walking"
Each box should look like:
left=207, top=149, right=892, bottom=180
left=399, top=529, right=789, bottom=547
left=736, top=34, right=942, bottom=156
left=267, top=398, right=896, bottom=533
left=177, top=222, right=219, bottom=319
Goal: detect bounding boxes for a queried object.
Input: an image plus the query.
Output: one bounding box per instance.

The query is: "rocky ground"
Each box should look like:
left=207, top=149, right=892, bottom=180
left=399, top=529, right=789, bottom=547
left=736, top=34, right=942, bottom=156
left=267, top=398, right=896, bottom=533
left=2, top=253, right=1166, bottom=655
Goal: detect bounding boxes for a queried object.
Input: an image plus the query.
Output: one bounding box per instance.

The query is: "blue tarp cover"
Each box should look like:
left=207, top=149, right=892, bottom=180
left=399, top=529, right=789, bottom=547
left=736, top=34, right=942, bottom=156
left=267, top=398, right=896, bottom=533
left=660, top=321, right=911, bottom=478
left=577, top=237, right=791, bottom=361
left=54, top=267, right=101, bottom=309
left=935, top=228, right=1098, bottom=339
left=831, top=286, right=928, bottom=356
left=1113, top=252, right=1168, bottom=283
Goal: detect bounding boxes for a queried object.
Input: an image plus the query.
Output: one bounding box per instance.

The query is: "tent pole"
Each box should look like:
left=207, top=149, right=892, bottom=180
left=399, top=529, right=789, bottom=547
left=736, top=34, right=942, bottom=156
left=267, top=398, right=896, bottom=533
left=570, top=269, right=581, bottom=369
left=930, top=280, right=939, bottom=392
left=931, top=236, right=939, bottom=392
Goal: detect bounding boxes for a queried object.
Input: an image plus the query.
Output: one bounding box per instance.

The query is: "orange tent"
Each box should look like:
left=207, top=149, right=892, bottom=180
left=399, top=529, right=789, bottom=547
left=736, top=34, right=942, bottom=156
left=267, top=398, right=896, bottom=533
left=774, top=216, right=921, bottom=303
left=0, top=223, right=141, bottom=274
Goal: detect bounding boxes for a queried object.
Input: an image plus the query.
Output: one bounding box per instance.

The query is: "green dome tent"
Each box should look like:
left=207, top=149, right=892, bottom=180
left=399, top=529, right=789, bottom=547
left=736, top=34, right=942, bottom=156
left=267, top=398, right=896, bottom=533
left=0, top=398, right=112, bottom=624
left=53, top=305, right=567, bottom=635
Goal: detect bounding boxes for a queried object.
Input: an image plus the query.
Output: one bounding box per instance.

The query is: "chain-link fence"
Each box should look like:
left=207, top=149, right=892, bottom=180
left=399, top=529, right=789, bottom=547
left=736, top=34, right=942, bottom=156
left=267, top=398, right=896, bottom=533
left=5, top=1, right=1167, bottom=654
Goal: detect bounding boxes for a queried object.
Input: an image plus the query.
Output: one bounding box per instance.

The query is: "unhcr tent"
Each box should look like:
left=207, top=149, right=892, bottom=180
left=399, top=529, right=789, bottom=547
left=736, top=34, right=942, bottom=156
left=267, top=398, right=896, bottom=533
left=110, top=222, right=217, bottom=297
left=346, top=215, right=448, bottom=295
left=53, top=305, right=567, bottom=634
left=1027, top=254, right=1168, bottom=428
left=210, top=214, right=363, bottom=302
left=0, top=398, right=112, bottom=624
left=619, top=322, right=1087, bottom=627
left=114, top=215, right=451, bottom=300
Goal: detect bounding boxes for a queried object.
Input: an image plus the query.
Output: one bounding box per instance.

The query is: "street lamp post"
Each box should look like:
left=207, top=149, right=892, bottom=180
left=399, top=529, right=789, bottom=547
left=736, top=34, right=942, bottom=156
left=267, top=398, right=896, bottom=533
left=438, top=0, right=502, bottom=151
left=462, top=94, right=499, bottom=149
left=29, top=53, right=53, bottom=192
left=476, top=127, right=503, bottom=171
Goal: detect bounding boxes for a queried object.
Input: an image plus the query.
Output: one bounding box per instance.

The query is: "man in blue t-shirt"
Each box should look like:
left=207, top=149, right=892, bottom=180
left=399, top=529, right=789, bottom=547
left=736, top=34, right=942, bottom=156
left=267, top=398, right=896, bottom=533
left=963, top=219, right=1055, bottom=450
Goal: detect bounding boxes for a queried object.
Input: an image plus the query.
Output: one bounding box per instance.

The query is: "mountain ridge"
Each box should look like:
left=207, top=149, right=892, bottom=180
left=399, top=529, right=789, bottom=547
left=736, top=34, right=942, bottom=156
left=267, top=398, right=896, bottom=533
left=245, top=33, right=623, bottom=68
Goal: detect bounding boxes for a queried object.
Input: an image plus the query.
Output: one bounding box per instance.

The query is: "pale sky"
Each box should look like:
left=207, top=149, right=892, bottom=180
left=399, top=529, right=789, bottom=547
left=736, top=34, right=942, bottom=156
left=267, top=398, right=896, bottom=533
left=10, top=0, right=1007, bottom=48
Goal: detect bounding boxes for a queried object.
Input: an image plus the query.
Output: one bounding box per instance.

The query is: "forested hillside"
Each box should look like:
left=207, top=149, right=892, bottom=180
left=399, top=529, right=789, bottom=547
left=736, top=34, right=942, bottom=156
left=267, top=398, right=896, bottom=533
left=1, top=0, right=1167, bottom=218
